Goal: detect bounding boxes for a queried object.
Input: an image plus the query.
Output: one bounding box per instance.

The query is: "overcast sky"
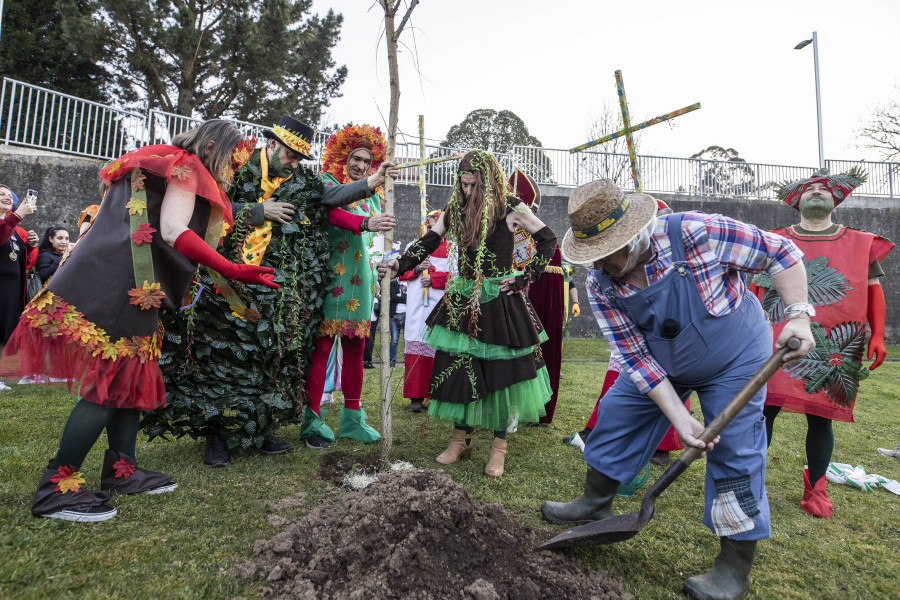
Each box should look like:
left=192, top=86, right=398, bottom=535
left=311, top=0, right=899, bottom=169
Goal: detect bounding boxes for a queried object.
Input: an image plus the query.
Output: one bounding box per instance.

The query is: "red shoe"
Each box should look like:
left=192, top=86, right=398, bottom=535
left=800, top=468, right=833, bottom=518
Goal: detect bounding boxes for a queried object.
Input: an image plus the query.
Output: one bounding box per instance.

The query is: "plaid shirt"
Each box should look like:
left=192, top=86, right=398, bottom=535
left=587, top=212, right=803, bottom=393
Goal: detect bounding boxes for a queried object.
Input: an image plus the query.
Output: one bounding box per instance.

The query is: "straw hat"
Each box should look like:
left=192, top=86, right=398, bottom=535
left=560, top=179, right=658, bottom=265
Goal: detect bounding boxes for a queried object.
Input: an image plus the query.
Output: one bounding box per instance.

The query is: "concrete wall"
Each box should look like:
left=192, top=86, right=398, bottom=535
left=2, top=145, right=897, bottom=342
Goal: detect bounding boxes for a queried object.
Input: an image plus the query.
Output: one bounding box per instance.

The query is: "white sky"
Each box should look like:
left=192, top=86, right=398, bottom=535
left=311, top=0, right=899, bottom=168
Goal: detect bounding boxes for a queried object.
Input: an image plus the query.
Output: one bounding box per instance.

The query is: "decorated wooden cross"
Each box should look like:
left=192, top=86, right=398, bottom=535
left=569, top=69, right=700, bottom=193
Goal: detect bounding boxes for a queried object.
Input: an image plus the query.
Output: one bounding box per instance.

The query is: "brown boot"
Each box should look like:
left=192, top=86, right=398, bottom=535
left=100, top=450, right=177, bottom=496
left=436, top=428, right=473, bottom=464
left=484, top=437, right=507, bottom=478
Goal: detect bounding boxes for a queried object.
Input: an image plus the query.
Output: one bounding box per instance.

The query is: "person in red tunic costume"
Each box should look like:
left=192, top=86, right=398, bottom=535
left=399, top=210, right=450, bottom=413
left=753, top=167, right=893, bottom=518
left=1, top=120, right=278, bottom=522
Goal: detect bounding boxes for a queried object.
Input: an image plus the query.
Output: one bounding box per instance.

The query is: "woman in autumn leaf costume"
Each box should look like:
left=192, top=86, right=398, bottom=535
left=380, top=150, right=555, bottom=478
left=0, top=120, right=276, bottom=522
left=300, top=124, right=396, bottom=449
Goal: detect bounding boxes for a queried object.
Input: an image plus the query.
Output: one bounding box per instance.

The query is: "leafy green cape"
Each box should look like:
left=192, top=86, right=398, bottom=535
left=141, top=149, right=331, bottom=452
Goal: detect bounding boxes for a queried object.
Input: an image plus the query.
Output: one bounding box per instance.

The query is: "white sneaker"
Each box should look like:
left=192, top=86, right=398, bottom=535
left=877, top=447, right=900, bottom=459
left=41, top=504, right=118, bottom=522
left=321, top=392, right=334, bottom=405
left=18, top=375, right=40, bottom=385
left=0, top=382, right=10, bottom=391
left=143, top=482, right=178, bottom=495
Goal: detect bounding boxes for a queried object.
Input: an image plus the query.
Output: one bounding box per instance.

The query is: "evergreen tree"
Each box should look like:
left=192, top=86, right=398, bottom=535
left=61, top=0, right=346, bottom=125
left=442, top=109, right=552, bottom=183
left=0, top=0, right=112, bottom=101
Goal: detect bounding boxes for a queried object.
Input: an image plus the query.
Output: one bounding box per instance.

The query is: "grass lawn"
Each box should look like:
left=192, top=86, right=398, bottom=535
left=1, top=345, right=898, bottom=599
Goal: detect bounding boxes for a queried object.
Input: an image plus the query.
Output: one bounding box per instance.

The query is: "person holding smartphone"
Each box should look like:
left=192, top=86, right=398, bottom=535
left=0, top=185, right=39, bottom=346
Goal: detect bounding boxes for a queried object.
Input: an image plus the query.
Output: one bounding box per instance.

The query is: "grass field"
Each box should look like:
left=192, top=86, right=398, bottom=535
left=0, top=342, right=898, bottom=599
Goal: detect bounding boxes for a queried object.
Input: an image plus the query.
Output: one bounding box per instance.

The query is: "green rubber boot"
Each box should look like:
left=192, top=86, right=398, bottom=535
left=616, top=463, right=651, bottom=497
left=541, top=466, right=620, bottom=525
left=338, top=407, right=381, bottom=444
left=683, top=537, right=757, bottom=600
left=299, top=407, right=334, bottom=442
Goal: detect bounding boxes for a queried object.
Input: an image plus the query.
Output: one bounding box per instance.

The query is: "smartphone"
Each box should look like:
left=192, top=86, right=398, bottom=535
left=26, top=189, right=38, bottom=202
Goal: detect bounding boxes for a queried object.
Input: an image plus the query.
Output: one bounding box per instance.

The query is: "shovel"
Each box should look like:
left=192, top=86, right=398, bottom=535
left=540, top=337, right=801, bottom=550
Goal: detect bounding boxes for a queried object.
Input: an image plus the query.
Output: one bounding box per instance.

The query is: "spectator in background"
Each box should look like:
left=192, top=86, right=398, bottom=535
left=0, top=184, right=38, bottom=347
left=35, top=226, right=70, bottom=282
left=362, top=298, right=378, bottom=369
left=388, top=278, right=406, bottom=368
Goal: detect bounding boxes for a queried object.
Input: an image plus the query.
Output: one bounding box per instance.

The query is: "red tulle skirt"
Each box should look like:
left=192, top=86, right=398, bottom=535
left=1, top=318, right=166, bottom=410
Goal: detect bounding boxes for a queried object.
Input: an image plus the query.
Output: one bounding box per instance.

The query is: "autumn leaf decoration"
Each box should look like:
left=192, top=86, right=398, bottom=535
left=336, top=240, right=350, bottom=253
left=170, top=165, right=192, bottom=181
left=128, top=281, right=166, bottom=310
left=131, top=170, right=147, bottom=191
left=331, top=286, right=344, bottom=298
left=132, top=223, right=157, bottom=246
left=784, top=321, right=869, bottom=408
left=126, top=197, right=147, bottom=216
left=350, top=274, right=363, bottom=286
left=345, top=298, right=360, bottom=312
left=50, top=466, right=85, bottom=494
left=112, top=458, right=136, bottom=480
left=333, top=263, right=347, bottom=276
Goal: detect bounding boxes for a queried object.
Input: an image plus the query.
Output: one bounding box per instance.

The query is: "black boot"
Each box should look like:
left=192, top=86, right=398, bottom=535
left=204, top=434, right=230, bottom=467
left=408, top=398, right=424, bottom=413
left=683, top=537, right=757, bottom=600
left=32, top=460, right=117, bottom=522
left=101, top=450, right=177, bottom=495
left=541, top=466, right=620, bottom=525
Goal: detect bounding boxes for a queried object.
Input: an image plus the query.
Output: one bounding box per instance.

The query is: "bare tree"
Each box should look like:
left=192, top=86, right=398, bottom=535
left=577, top=102, right=644, bottom=187
left=858, top=92, right=900, bottom=160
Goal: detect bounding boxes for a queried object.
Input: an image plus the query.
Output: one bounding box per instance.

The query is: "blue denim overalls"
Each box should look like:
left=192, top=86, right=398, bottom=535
left=584, top=214, right=772, bottom=540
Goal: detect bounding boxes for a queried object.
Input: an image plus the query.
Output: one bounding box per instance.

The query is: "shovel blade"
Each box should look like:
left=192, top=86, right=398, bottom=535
left=539, top=508, right=654, bottom=550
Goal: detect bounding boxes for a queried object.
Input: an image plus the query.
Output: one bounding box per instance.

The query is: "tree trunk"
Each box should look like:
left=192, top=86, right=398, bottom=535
left=379, top=0, right=402, bottom=461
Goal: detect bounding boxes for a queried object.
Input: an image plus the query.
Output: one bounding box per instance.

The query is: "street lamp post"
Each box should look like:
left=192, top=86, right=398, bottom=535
left=795, top=32, right=824, bottom=169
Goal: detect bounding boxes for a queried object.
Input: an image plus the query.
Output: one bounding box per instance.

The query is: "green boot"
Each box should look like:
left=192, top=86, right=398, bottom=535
left=299, top=407, right=334, bottom=442
left=541, top=466, right=620, bottom=525
left=683, top=537, right=757, bottom=600
left=338, top=407, right=381, bottom=444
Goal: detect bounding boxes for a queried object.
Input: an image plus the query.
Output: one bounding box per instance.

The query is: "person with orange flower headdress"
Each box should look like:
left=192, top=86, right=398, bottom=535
left=752, top=167, right=893, bottom=519
left=300, top=124, right=397, bottom=449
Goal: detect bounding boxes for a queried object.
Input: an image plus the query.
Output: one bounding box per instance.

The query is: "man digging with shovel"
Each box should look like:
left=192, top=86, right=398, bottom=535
left=542, top=179, right=815, bottom=600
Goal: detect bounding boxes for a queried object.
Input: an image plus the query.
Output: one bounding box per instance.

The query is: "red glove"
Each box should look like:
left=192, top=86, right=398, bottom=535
left=867, top=284, right=886, bottom=370
left=173, top=229, right=278, bottom=289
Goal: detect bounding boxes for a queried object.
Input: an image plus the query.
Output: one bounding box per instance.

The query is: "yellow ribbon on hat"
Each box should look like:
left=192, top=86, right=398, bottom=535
left=240, top=148, right=290, bottom=265
left=272, top=125, right=312, bottom=157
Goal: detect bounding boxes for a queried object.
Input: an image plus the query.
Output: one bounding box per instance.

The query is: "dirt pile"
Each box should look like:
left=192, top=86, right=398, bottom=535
left=250, top=468, right=631, bottom=600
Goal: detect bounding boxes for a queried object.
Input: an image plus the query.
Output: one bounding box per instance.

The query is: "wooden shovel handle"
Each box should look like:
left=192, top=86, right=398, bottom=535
left=680, top=337, right=801, bottom=465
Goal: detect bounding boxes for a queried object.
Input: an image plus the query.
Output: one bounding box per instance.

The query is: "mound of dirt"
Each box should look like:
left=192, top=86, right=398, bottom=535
left=252, top=468, right=631, bottom=600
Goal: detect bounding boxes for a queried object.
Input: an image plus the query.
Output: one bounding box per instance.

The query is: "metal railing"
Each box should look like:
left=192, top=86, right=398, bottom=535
left=2, top=77, right=897, bottom=199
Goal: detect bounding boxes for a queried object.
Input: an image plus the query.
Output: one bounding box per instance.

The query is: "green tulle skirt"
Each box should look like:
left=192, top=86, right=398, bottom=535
left=424, top=325, right=549, bottom=360
left=427, top=366, right=552, bottom=431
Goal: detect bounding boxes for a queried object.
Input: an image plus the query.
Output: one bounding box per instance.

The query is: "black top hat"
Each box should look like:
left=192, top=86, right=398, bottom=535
left=262, top=115, right=316, bottom=160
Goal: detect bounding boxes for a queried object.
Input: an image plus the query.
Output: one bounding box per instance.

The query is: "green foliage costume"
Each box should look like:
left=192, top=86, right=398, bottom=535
left=142, top=148, right=370, bottom=451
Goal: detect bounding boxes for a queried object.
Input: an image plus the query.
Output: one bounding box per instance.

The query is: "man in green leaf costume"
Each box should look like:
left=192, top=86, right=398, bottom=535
left=144, top=116, right=398, bottom=467
left=753, top=167, right=893, bottom=518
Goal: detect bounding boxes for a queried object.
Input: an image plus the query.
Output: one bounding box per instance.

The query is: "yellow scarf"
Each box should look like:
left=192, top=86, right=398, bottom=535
left=240, top=149, right=291, bottom=265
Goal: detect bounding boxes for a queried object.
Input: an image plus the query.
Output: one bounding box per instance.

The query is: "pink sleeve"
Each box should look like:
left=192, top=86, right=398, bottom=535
left=328, top=208, right=364, bottom=232
left=429, top=270, right=448, bottom=289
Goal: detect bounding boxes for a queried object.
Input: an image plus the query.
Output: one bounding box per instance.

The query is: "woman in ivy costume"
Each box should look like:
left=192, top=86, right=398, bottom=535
left=1, top=120, right=277, bottom=521
left=380, top=150, right=556, bottom=477
left=145, top=117, right=390, bottom=465
left=301, top=124, right=396, bottom=449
